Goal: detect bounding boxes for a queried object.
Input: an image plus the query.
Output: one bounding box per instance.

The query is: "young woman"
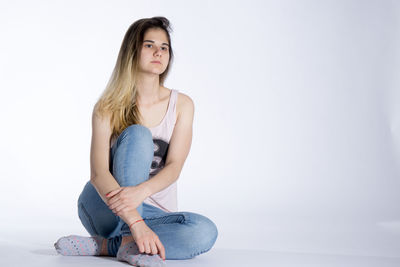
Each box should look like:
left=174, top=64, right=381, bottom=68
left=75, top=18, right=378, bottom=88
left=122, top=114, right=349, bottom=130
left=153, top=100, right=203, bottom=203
left=54, top=17, right=218, bottom=267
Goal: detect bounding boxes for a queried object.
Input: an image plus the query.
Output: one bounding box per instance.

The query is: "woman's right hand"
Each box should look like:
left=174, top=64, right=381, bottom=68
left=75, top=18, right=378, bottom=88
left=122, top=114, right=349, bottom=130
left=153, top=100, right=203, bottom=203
left=130, top=221, right=166, bottom=261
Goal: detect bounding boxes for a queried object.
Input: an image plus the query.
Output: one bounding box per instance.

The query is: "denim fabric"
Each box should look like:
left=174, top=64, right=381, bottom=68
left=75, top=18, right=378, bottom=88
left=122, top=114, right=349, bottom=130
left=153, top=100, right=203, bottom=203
left=77, top=124, right=218, bottom=259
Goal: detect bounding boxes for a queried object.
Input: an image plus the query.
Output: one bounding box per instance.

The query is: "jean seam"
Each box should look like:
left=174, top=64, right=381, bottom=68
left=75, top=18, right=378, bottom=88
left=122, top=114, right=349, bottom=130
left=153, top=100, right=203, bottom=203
left=79, top=203, right=99, bottom=236
left=191, top=245, right=212, bottom=258
left=143, top=212, right=188, bottom=223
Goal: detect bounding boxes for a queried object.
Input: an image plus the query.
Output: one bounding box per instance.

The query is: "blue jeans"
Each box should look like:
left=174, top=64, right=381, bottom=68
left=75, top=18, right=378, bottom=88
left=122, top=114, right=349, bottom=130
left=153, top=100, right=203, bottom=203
left=77, top=124, right=218, bottom=259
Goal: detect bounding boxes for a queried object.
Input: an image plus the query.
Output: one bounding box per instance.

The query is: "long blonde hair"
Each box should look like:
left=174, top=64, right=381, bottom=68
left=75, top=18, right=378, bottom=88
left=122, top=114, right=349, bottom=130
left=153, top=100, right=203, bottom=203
left=94, top=16, right=174, bottom=142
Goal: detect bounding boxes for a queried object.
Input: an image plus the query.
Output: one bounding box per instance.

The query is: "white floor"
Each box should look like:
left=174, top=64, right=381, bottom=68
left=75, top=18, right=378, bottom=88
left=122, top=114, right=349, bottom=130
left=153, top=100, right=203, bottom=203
left=1, top=214, right=400, bottom=267
left=1, top=236, right=400, bottom=267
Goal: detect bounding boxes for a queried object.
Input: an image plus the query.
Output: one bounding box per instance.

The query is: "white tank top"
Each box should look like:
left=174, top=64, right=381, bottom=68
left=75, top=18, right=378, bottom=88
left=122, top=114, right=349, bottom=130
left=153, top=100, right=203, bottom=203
left=144, top=89, right=179, bottom=212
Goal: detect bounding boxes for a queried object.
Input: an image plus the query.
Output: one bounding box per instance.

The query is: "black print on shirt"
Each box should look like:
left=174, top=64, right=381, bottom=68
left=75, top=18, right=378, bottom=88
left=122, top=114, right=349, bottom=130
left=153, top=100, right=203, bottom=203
left=150, top=138, right=169, bottom=177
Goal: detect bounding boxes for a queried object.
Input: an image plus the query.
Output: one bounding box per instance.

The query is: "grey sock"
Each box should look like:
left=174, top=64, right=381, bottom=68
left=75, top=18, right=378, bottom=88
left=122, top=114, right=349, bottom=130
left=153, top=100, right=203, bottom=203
left=54, top=235, right=103, bottom=256
left=116, top=241, right=166, bottom=267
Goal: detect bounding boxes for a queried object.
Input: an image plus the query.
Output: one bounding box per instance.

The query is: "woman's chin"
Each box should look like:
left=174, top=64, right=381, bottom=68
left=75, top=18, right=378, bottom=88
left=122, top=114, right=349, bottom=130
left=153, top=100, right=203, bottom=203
left=139, top=68, right=166, bottom=76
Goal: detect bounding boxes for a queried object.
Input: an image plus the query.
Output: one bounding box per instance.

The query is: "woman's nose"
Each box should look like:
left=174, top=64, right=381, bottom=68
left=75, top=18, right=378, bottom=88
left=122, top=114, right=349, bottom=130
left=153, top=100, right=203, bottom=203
left=154, top=47, right=162, bottom=56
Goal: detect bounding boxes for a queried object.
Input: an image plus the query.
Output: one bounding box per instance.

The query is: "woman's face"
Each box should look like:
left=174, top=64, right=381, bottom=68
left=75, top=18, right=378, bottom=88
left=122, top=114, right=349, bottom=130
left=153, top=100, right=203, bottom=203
left=138, top=28, right=170, bottom=75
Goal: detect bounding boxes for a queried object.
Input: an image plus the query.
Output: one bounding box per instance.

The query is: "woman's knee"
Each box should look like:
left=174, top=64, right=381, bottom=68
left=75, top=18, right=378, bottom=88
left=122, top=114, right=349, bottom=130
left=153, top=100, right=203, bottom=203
left=118, top=124, right=153, bottom=153
left=123, top=124, right=152, bottom=137
left=182, top=212, right=219, bottom=257
left=111, top=124, right=154, bottom=186
left=194, top=213, right=218, bottom=249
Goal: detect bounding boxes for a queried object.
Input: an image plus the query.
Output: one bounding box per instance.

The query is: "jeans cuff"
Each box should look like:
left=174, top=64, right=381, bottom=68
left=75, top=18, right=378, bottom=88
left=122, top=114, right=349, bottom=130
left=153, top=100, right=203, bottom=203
left=107, top=235, right=122, bottom=257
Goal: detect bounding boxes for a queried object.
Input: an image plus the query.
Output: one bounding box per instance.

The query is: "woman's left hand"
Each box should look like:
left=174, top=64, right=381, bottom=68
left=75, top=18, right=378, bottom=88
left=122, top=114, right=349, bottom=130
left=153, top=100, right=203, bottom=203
left=106, top=186, right=148, bottom=216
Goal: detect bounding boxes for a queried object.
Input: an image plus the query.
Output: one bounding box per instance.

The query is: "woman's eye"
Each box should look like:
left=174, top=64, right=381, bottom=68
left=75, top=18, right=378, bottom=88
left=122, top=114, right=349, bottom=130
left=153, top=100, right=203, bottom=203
left=144, top=44, right=168, bottom=51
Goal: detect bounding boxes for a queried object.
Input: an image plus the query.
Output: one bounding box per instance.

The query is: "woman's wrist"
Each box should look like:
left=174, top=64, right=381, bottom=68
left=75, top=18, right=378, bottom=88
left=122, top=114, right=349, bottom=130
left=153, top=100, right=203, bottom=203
left=137, top=182, right=152, bottom=199
left=120, top=209, right=143, bottom=227
left=129, top=219, right=144, bottom=229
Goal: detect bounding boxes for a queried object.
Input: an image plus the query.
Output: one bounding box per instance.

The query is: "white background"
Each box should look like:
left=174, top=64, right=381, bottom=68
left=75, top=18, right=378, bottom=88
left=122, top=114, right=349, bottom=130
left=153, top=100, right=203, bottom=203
left=0, top=0, right=399, bottom=259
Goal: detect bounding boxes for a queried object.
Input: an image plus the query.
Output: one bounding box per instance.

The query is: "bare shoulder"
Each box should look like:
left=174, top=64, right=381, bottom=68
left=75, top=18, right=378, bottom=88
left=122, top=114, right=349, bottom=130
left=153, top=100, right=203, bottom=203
left=176, top=91, right=194, bottom=119
left=92, top=103, right=112, bottom=129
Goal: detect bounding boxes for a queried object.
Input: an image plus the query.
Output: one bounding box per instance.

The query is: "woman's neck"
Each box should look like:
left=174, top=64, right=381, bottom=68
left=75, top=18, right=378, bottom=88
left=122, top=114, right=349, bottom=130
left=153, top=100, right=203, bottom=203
left=136, top=75, right=162, bottom=106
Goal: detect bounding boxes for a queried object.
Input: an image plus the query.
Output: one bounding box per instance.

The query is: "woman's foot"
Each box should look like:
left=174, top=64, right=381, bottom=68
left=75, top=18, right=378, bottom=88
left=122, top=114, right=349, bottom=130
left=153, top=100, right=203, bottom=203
left=99, top=235, right=132, bottom=256
left=54, top=235, right=104, bottom=256
left=100, top=237, right=108, bottom=256
left=120, top=235, right=135, bottom=246
left=117, top=236, right=166, bottom=267
left=54, top=234, right=166, bottom=266
left=54, top=234, right=133, bottom=256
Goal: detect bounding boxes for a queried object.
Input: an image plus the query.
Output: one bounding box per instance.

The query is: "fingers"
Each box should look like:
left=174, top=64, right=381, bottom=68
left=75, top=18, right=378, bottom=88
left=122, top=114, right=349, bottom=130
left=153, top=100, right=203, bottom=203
left=105, top=188, right=122, bottom=199
left=136, top=240, right=150, bottom=254
left=106, top=190, right=123, bottom=207
left=113, top=204, right=128, bottom=216
left=144, top=241, right=151, bottom=254
left=149, top=241, right=158, bottom=255
left=108, top=198, right=120, bottom=209
left=107, top=189, right=126, bottom=208
left=131, top=225, right=165, bottom=260
left=137, top=241, right=145, bottom=254
left=136, top=238, right=164, bottom=260
left=155, top=237, right=165, bottom=260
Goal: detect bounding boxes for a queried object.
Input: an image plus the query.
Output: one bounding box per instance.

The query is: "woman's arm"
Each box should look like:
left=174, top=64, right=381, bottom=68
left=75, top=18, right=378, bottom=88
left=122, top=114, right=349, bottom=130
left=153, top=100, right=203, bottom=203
left=140, top=93, right=195, bottom=196
left=89, top=104, right=167, bottom=260
left=89, top=106, right=143, bottom=224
